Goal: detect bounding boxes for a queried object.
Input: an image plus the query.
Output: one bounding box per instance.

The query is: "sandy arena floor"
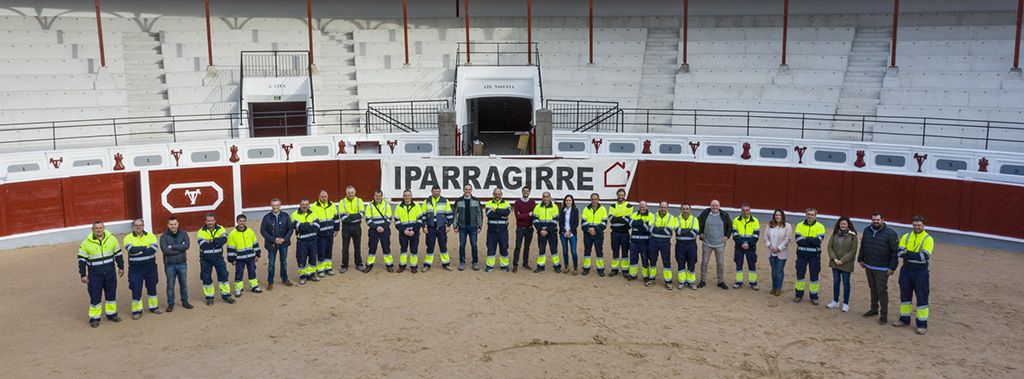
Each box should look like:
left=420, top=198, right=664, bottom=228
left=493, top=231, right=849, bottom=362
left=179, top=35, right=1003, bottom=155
left=0, top=220, right=1021, bottom=378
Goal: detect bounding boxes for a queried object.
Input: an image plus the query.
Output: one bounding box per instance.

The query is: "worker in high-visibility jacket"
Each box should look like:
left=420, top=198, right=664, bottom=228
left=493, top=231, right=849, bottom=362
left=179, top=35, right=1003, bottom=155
left=228, top=214, right=262, bottom=297
left=674, top=203, right=701, bottom=290
left=731, top=203, right=761, bottom=290
left=532, top=192, right=560, bottom=273
left=421, top=185, right=454, bottom=271
left=291, top=199, right=321, bottom=285
left=197, top=213, right=235, bottom=305
left=894, top=215, right=934, bottom=335
left=338, top=186, right=366, bottom=273
left=650, top=201, right=678, bottom=289
left=485, top=188, right=512, bottom=272
left=628, top=201, right=655, bottom=281
left=79, top=221, right=124, bottom=328
left=794, top=208, right=826, bottom=305
left=364, top=190, right=394, bottom=272
left=581, top=193, right=608, bottom=276
left=608, top=189, right=633, bottom=278
left=123, top=218, right=162, bottom=320
left=311, top=190, right=339, bottom=277
left=394, top=189, right=424, bottom=273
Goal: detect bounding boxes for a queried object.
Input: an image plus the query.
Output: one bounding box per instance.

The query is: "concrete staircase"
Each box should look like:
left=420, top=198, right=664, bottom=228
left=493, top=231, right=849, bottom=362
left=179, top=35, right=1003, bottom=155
left=315, top=30, right=361, bottom=134
left=122, top=32, right=170, bottom=117
left=635, top=28, right=679, bottom=133
left=833, top=27, right=890, bottom=140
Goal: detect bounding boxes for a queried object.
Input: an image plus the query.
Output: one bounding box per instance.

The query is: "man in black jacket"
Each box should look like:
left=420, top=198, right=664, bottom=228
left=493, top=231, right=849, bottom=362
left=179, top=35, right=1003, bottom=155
left=261, top=198, right=294, bottom=290
left=160, top=217, right=192, bottom=312
left=857, top=212, right=900, bottom=325
left=696, top=200, right=733, bottom=289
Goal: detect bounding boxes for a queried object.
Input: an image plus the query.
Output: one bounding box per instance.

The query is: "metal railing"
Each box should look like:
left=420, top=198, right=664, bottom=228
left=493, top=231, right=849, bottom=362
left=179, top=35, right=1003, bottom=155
left=548, top=106, right=1024, bottom=151
left=240, top=50, right=311, bottom=78
left=546, top=99, right=623, bottom=133
left=364, top=100, right=450, bottom=134
left=455, top=42, right=540, bottom=67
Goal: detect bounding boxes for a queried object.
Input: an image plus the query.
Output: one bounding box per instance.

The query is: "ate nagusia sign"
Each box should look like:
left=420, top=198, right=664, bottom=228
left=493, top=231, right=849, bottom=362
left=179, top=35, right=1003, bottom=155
left=381, top=158, right=636, bottom=199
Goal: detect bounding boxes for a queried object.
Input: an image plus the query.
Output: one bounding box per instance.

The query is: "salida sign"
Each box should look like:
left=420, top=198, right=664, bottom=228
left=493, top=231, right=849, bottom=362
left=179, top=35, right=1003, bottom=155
left=381, top=158, right=635, bottom=199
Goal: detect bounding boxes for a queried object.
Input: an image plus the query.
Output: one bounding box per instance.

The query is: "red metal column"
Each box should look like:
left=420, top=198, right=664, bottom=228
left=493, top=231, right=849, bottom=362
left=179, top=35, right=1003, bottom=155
left=307, top=0, right=315, bottom=66
left=527, top=0, right=533, bottom=65
left=682, top=0, right=688, bottom=66
left=204, top=0, right=213, bottom=67
left=403, top=0, right=410, bottom=65
left=890, top=0, right=900, bottom=68
left=588, top=0, right=594, bottom=65
left=1014, top=0, right=1023, bottom=70
left=781, top=0, right=789, bottom=66
left=94, top=0, right=106, bottom=67
left=464, top=0, right=471, bottom=64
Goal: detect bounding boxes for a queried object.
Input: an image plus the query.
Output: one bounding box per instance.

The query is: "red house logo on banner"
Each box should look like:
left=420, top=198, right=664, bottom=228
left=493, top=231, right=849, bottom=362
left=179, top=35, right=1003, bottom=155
left=604, top=161, right=632, bottom=188
left=160, top=181, right=224, bottom=213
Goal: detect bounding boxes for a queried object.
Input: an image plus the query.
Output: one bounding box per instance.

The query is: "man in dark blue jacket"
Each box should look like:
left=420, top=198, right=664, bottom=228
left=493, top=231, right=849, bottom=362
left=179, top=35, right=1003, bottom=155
left=857, top=212, right=900, bottom=325
left=261, top=198, right=294, bottom=290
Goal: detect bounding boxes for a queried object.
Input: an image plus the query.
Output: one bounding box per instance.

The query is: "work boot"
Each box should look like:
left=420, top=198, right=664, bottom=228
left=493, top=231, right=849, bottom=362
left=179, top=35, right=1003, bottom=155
left=733, top=283, right=742, bottom=289
left=582, top=269, right=590, bottom=276
left=234, top=290, right=243, bottom=298
left=644, top=279, right=653, bottom=287
left=206, top=298, right=215, bottom=305
left=325, top=270, right=336, bottom=276
left=811, top=299, right=820, bottom=306
left=554, top=266, right=562, bottom=274
left=598, top=271, right=606, bottom=277
left=892, top=320, right=910, bottom=327
left=181, top=301, right=193, bottom=309
left=502, top=266, right=509, bottom=272
left=386, top=266, right=394, bottom=273
left=751, top=284, right=759, bottom=291
left=132, top=313, right=141, bottom=320
left=916, top=328, right=927, bottom=335
left=309, top=275, right=320, bottom=282
left=90, top=319, right=100, bottom=328
left=609, top=270, right=619, bottom=277
left=793, top=297, right=803, bottom=303
left=267, top=283, right=274, bottom=291
left=108, top=315, right=121, bottom=322
left=397, top=266, right=406, bottom=274
left=317, top=272, right=326, bottom=278
left=282, top=280, right=294, bottom=286
left=677, top=283, right=686, bottom=290
left=149, top=308, right=163, bottom=314
left=443, top=264, right=453, bottom=271
left=166, top=304, right=175, bottom=313
left=252, top=287, right=263, bottom=293
left=298, top=278, right=307, bottom=285
left=411, top=266, right=418, bottom=274
left=534, top=266, right=544, bottom=273
left=664, top=282, right=673, bottom=290
left=222, top=297, right=235, bottom=304
left=486, top=266, right=494, bottom=273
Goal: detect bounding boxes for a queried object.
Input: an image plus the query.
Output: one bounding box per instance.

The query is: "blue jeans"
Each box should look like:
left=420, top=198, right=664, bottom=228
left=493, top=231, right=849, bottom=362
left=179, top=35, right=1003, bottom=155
left=458, top=227, right=479, bottom=264
left=833, top=268, right=852, bottom=304
left=769, top=256, right=786, bottom=290
left=165, top=263, right=188, bottom=305
left=266, top=244, right=289, bottom=284
left=560, top=234, right=578, bottom=268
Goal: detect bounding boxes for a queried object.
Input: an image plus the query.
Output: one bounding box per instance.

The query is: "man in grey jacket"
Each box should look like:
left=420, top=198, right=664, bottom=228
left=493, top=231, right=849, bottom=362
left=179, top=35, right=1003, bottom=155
left=160, top=217, right=193, bottom=311
left=697, top=200, right=733, bottom=290
left=453, top=184, right=483, bottom=271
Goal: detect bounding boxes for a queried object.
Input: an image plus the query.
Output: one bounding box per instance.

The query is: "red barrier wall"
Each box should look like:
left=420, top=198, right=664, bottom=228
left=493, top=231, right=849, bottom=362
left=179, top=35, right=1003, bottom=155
left=3, top=159, right=1023, bottom=240
left=629, top=160, right=1024, bottom=238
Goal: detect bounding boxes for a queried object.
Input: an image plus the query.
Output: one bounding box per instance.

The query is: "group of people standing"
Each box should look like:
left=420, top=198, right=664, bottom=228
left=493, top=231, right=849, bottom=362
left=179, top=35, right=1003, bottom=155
left=75, top=185, right=935, bottom=335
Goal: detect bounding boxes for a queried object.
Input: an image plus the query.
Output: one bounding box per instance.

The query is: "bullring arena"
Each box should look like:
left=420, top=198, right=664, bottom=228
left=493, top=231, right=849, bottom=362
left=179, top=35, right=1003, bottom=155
left=1, top=0, right=1024, bottom=377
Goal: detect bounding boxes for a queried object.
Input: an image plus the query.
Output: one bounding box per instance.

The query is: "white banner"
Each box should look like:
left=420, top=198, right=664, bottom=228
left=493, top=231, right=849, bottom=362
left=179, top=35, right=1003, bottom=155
left=381, top=157, right=636, bottom=199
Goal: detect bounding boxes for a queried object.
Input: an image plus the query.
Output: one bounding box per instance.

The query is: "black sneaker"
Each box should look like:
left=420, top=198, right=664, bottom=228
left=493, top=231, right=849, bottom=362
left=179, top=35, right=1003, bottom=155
left=716, top=282, right=729, bottom=290
left=411, top=266, right=418, bottom=274
left=522, top=264, right=533, bottom=271
left=697, top=281, right=706, bottom=288
left=222, top=297, right=236, bottom=304
left=862, top=310, right=879, bottom=318
left=554, top=266, right=562, bottom=274
left=362, top=266, right=374, bottom=273
left=609, top=270, right=619, bottom=277
left=181, top=302, right=194, bottom=309
left=534, top=266, right=544, bottom=273
left=397, top=266, right=406, bottom=273
left=108, top=315, right=122, bottom=322
left=879, top=316, right=888, bottom=325
left=89, top=319, right=100, bottom=328
left=582, top=269, right=590, bottom=276
left=166, top=304, right=174, bottom=313
left=386, top=266, right=394, bottom=273
left=206, top=298, right=214, bottom=305
left=598, top=271, right=606, bottom=277
left=512, top=265, right=518, bottom=273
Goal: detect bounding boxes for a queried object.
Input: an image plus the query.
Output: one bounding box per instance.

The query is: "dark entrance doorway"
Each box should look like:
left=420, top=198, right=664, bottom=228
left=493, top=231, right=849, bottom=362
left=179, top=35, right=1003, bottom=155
left=468, top=97, right=533, bottom=155
left=248, top=101, right=308, bottom=137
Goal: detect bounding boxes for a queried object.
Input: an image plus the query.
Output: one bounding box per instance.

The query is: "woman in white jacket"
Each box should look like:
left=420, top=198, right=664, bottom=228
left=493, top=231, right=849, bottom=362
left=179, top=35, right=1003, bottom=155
left=764, top=209, right=792, bottom=296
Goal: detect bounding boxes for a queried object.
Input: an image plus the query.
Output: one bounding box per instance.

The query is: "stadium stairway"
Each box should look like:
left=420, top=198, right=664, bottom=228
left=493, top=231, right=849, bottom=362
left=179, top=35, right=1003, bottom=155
left=314, top=29, right=361, bottom=134
left=833, top=27, right=890, bottom=141
left=123, top=32, right=170, bottom=117
left=636, top=27, right=679, bottom=133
